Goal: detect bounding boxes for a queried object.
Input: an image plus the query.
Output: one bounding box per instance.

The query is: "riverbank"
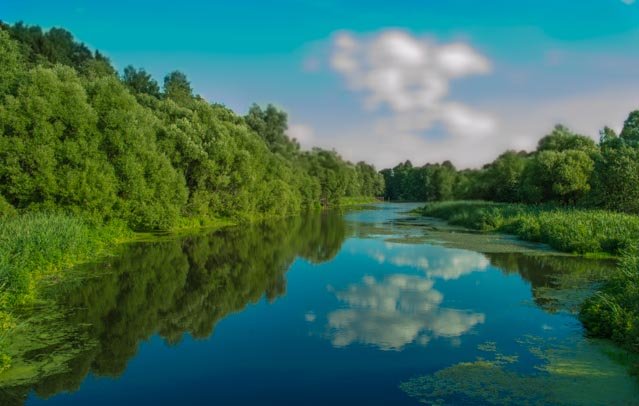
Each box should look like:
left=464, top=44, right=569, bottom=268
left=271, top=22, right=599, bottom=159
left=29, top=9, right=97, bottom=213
left=0, top=199, right=378, bottom=372
left=418, top=201, right=639, bottom=256
left=0, top=211, right=239, bottom=373
left=417, top=200, right=639, bottom=355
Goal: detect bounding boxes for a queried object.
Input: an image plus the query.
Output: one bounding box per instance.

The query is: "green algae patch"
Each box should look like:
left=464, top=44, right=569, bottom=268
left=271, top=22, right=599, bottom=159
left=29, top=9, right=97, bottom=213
left=400, top=336, right=639, bottom=405
left=0, top=306, right=95, bottom=390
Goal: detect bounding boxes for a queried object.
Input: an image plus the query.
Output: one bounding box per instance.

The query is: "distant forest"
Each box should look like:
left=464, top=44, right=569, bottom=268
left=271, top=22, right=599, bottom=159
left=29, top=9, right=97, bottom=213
left=381, top=120, right=639, bottom=213
left=0, top=22, right=384, bottom=230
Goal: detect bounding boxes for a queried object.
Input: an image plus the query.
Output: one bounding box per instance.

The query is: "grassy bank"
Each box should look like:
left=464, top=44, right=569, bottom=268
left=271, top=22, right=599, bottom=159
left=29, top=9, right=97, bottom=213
left=0, top=212, right=132, bottom=306
left=419, top=201, right=639, bottom=256
left=418, top=200, right=639, bottom=354
left=0, top=212, right=131, bottom=372
left=581, top=254, right=639, bottom=354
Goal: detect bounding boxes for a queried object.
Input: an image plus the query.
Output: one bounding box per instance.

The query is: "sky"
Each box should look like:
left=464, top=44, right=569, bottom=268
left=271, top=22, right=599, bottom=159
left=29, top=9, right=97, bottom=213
left=3, top=0, right=639, bottom=168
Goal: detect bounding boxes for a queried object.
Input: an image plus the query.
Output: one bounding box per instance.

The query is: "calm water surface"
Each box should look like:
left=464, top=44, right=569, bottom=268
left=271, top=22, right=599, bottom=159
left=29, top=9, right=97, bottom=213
left=3, top=203, right=638, bottom=405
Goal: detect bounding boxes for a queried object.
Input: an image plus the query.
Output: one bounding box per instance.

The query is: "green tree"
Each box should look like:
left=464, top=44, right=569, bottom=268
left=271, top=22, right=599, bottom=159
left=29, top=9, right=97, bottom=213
left=620, top=110, right=639, bottom=145
left=537, top=124, right=597, bottom=154
left=245, top=104, right=298, bottom=157
left=590, top=142, right=639, bottom=213
left=87, top=76, right=187, bottom=229
left=483, top=151, right=527, bottom=202
left=163, top=70, right=193, bottom=105
left=520, top=150, right=594, bottom=204
left=0, top=65, right=118, bottom=220
left=122, top=65, right=160, bottom=98
left=0, top=30, right=23, bottom=96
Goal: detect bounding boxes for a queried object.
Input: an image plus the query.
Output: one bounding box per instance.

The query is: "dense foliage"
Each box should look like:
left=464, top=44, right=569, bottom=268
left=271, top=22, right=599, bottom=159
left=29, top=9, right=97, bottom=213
left=382, top=123, right=639, bottom=213
left=0, top=22, right=384, bottom=233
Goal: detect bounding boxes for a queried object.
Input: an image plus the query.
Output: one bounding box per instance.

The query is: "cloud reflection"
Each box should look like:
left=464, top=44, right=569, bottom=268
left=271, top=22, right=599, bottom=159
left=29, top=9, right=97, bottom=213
left=370, top=244, right=490, bottom=280
left=327, top=274, right=485, bottom=350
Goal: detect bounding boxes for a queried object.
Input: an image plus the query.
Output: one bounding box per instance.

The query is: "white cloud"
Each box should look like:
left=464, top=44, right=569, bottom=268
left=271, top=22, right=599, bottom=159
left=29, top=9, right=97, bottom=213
left=297, top=85, right=639, bottom=169
left=330, top=30, right=495, bottom=139
left=621, top=0, right=635, bottom=5
left=294, top=29, right=639, bottom=169
left=327, top=274, right=485, bottom=350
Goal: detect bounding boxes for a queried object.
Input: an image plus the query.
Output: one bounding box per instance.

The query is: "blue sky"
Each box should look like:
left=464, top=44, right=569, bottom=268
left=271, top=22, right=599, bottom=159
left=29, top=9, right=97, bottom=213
left=4, top=0, right=639, bottom=167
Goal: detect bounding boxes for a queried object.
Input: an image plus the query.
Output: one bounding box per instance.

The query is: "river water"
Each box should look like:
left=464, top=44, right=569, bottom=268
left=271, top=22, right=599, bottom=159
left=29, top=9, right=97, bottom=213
left=2, top=203, right=638, bottom=405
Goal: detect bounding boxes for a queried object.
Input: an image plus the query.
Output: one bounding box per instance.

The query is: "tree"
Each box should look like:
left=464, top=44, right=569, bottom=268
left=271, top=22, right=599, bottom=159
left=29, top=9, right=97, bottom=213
left=620, top=110, right=639, bottom=145
left=520, top=150, right=594, bottom=204
left=590, top=141, right=639, bottom=213
left=537, top=124, right=597, bottom=154
left=163, top=70, right=192, bottom=105
left=0, top=30, right=23, bottom=95
left=245, top=104, right=298, bottom=157
left=0, top=65, right=118, bottom=220
left=122, top=65, right=160, bottom=98
left=483, top=151, right=527, bottom=202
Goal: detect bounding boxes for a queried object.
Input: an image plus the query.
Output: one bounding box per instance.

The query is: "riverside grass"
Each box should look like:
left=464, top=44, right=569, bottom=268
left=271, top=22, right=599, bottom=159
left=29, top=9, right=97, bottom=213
left=580, top=254, right=639, bottom=354
left=0, top=212, right=131, bottom=306
left=419, top=201, right=639, bottom=256
left=0, top=212, right=131, bottom=372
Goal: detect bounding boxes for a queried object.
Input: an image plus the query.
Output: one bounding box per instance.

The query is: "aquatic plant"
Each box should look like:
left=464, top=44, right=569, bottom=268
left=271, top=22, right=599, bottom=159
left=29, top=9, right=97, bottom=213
left=400, top=336, right=639, bottom=405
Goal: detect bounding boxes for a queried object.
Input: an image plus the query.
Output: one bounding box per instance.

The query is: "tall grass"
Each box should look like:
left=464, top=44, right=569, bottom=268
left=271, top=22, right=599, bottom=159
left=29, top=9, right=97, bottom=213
left=0, top=212, right=128, bottom=306
left=580, top=253, right=639, bottom=354
left=0, top=212, right=129, bottom=371
left=420, top=201, right=639, bottom=255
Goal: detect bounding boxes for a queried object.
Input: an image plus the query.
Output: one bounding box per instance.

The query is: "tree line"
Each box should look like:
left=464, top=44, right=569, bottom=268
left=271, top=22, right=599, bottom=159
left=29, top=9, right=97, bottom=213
left=382, top=120, right=639, bottom=213
left=0, top=22, right=384, bottom=231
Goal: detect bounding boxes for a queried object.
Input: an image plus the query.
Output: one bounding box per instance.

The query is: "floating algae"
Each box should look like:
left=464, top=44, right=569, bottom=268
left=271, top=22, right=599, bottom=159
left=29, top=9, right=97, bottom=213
left=0, top=305, right=96, bottom=405
left=400, top=336, right=639, bottom=406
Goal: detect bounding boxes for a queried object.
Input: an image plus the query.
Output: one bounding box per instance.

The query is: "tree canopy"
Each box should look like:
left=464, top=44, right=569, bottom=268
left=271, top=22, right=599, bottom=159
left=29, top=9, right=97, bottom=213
left=0, top=22, right=384, bottom=230
left=381, top=118, right=639, bottom=213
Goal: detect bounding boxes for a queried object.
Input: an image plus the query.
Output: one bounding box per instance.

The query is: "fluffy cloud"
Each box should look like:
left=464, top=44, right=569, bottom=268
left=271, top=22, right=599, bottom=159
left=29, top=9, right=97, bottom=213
left=330, top=30, right=495, bottom=139
left=298, top=29, right=639, bottom=169
left=327, top=274, right=485, bottom=350
left=298, top=84, right=639, bottom=169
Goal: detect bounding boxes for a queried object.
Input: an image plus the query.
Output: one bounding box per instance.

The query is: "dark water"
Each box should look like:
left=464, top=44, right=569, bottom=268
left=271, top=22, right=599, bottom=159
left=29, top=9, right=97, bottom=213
left=2, top=203, right=638, bottom=405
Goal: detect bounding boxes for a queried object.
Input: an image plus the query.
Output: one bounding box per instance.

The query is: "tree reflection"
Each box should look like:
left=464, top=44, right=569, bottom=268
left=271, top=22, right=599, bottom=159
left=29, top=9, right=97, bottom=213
left=486, top=253, right=614, bottom=313
left=0, top=211, right=347, bottom=404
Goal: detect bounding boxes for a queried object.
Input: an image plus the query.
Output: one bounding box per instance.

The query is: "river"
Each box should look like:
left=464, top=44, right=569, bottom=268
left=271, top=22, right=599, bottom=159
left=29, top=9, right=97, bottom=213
left=2, top=203, right=638, bottom=405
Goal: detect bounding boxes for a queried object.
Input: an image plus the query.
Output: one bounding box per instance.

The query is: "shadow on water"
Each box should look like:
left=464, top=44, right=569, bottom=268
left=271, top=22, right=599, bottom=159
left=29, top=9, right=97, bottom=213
left=0, top=211, right=347, bottom=405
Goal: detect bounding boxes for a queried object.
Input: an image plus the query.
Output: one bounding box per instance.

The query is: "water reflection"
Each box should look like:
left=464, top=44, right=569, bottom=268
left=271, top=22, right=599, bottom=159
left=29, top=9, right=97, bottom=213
left=0, top=204, right=622, bottom=405
left=487, top=253, right=614, bottom=313
left=328, top=274, right=485, bottom=350
left=369, top=243, right=490, bottom=280
left=0, top=211, right=347, bottom=405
